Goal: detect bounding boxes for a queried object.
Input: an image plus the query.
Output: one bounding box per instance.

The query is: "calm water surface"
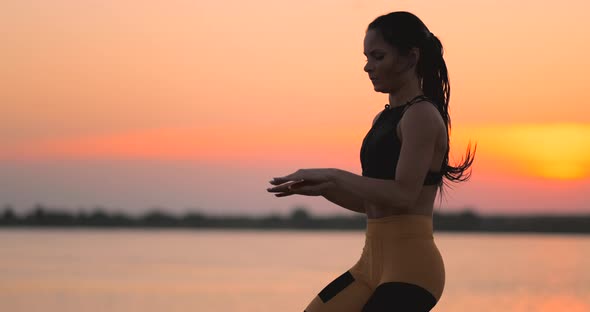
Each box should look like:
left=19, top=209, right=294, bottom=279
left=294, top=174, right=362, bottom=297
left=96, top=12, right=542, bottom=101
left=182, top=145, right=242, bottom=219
left=0, top=228, right=589, bottom=312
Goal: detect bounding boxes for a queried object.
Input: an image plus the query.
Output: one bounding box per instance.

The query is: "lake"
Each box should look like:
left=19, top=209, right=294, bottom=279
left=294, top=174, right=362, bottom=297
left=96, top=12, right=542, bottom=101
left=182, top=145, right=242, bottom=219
left=0, top=228, right=588, bottom=311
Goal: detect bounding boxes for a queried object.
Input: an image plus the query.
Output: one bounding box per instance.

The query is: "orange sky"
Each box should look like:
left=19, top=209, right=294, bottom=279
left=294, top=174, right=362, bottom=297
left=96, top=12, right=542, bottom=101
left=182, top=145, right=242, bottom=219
left=2, top=0, right=589, bottom=216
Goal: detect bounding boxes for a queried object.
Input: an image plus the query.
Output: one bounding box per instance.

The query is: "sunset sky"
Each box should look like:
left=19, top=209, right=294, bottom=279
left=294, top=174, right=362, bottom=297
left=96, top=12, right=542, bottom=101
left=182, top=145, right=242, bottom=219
left=2, top=0, right=589, bottom=217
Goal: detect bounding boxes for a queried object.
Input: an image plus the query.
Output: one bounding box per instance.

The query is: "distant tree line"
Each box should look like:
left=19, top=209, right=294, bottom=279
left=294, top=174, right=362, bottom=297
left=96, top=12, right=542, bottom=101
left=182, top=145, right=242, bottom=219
left=1, top=204, right=589, bottom=234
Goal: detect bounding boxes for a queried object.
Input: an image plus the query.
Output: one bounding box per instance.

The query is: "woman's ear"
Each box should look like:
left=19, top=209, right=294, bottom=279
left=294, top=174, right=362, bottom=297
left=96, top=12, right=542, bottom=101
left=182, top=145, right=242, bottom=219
left=407, top=47, right=420, bottom=69
left=394, top=48, right=420, bottom=74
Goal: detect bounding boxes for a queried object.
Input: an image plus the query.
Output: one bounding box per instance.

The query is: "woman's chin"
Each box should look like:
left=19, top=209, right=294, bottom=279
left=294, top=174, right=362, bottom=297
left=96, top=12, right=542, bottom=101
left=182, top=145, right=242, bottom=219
left=373, top=85, right=388, bottom=93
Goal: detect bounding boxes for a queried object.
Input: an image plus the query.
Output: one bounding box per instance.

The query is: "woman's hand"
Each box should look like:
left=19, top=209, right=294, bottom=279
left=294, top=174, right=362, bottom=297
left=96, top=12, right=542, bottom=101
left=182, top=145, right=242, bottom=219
left=266, top=168, right=336, bottom=197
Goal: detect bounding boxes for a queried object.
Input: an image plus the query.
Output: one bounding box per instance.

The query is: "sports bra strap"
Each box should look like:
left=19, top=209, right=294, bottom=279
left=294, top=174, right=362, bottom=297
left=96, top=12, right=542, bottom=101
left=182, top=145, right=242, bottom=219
left=385, top=95, right=425, bottom=109
left=402, top=95, right=436, bottom=111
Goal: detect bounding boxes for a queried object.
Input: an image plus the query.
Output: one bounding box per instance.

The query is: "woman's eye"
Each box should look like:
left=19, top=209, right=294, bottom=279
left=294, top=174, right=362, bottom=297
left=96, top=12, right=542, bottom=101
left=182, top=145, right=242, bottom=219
left=364, top=55, right=384, bottom=62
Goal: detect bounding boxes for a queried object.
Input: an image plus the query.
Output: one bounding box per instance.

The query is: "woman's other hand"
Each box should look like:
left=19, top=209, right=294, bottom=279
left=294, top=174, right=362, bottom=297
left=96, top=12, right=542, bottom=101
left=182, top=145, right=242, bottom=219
left=266, top=168, right=336, bottom=197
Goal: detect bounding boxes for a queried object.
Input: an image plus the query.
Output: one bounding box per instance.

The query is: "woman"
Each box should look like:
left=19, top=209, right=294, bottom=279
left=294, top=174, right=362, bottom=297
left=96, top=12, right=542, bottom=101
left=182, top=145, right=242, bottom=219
left=266, top=11, right=476, bottom=312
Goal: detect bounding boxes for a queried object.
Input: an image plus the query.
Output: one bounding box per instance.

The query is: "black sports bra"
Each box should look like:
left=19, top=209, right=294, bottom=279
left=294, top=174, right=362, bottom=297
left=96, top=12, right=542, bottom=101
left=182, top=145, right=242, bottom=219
left=360, top=95, right=444, bottom=185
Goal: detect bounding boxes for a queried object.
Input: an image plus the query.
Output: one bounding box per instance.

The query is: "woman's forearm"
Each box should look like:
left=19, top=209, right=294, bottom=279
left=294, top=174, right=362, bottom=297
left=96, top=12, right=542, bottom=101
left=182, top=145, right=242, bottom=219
left=322, top=186, right=366, bottom=214
left=327, top=168, right=411, bottom=213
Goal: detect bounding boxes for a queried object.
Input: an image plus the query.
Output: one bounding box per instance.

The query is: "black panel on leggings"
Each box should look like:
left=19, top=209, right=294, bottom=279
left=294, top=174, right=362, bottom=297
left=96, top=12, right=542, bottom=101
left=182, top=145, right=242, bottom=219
left=317, top=271, right=356, bottom=303
left=361, top=282, right=437, bottom=312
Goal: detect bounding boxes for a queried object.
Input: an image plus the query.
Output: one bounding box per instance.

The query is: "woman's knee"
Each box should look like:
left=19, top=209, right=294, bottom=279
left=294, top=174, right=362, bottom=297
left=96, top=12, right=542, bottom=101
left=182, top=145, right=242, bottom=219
left=361, top=281, right=438, bottom=312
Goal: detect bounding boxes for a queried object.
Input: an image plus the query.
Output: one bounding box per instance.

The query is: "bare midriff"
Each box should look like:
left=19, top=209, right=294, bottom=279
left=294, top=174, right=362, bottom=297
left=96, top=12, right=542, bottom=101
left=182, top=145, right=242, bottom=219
left=364, top=183, right=439, bottom=218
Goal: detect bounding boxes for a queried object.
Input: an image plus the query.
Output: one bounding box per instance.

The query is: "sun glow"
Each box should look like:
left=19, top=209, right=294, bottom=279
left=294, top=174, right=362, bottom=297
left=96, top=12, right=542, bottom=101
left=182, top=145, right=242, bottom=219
left=469, top=123, right=590, bottom=180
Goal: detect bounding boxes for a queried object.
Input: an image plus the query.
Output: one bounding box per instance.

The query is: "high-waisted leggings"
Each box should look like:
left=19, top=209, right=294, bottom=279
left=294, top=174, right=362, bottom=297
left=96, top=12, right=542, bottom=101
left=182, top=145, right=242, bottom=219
left=304, top=214, right=445, bottom=312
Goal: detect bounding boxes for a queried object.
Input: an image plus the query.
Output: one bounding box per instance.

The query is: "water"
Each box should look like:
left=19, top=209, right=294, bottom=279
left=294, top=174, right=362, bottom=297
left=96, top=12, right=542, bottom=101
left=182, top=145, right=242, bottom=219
left=0, top=228, right=589, bottom=312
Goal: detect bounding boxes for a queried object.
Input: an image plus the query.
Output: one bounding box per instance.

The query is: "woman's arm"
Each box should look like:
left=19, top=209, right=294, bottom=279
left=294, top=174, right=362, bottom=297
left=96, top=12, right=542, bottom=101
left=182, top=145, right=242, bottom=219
left=326, top=169, right=409, bottom=212
left=326, top=102, right=442, bottom=213
left=268, top=102, right=441, bottom=213
left=321, top=186, right=366, bottom=214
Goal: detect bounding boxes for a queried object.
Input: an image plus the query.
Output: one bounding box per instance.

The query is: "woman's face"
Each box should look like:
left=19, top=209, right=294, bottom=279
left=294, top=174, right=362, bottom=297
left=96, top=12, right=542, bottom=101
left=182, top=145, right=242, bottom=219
left=363, top=29, right=410, bottom=93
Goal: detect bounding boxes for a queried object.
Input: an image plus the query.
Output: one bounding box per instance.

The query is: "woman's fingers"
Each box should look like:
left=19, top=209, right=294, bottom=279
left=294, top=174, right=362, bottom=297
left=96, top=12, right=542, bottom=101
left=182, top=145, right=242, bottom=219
left=268, top=169, right=333, bottom=197
left=270, top=169, right=307, bottom=185
left=271, top=180, right=331, bottom=197
left=270, top=177, right=298, bottom=185
left=267, top=180, right=304, bottom=193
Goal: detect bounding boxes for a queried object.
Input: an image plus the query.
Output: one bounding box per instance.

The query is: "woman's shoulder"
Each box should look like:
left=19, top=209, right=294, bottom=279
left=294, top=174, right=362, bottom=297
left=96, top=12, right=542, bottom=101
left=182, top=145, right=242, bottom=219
left=400, top=99, right=445, bottom=130
left=401, top=97, right=438, bottom=113
left=401, top=98, right=441, bottom=119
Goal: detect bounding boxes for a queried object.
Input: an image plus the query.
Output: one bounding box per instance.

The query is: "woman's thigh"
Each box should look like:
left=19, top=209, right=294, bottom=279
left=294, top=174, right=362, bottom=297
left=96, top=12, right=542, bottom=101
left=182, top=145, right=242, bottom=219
left=361, top=281, right=438, bottom=312
left=304, top=270, right=373, bottom=312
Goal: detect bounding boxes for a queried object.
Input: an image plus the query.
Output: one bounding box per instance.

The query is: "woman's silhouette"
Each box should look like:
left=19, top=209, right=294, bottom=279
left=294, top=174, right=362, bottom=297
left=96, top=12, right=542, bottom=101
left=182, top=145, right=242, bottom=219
left=267, top=11, right=476, bottom=311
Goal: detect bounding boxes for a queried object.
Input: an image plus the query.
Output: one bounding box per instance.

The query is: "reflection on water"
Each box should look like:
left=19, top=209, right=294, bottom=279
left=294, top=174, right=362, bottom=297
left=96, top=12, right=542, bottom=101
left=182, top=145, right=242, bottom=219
left=0, top=228, right=588, bottom=312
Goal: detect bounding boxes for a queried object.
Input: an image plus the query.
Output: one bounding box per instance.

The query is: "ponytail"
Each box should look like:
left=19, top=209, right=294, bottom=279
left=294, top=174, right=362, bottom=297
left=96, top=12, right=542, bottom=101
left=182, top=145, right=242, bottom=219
left=418, top=31, right=477, bottom=205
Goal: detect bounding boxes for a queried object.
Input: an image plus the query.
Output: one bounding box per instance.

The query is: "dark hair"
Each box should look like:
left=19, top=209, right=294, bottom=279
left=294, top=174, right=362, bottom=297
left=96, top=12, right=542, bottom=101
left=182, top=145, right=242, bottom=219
left=367, top=11, right=477, bottom=205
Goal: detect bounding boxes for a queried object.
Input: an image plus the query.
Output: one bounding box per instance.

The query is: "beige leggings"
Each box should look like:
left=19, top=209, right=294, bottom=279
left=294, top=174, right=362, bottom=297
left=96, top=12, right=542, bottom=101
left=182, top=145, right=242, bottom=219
left=304, top=214, right=445, bottom=312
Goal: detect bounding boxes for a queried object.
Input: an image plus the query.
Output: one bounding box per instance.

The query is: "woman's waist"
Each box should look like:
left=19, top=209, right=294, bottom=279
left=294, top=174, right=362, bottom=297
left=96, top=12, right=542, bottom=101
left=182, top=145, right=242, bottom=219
left=365, top=213, right=434, bottom=239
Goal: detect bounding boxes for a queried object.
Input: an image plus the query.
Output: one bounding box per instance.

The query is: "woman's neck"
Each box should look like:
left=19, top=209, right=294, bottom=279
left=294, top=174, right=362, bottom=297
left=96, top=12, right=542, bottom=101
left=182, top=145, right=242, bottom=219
left=388, top=79, right=422, bottom=108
